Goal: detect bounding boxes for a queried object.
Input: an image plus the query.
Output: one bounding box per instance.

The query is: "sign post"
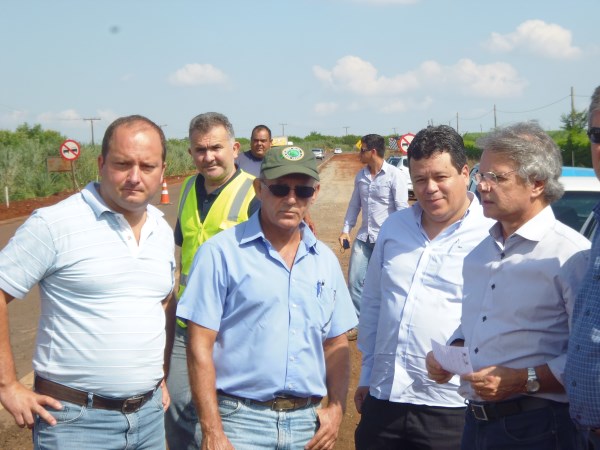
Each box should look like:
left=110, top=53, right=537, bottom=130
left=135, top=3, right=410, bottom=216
left=399, top=133, right=415, bottom=155
left=58, top=139, right=81, bottom=190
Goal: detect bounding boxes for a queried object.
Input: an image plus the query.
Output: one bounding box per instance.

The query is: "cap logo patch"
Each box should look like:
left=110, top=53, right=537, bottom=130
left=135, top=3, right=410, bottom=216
left=282, top=147, right=304, bottom=161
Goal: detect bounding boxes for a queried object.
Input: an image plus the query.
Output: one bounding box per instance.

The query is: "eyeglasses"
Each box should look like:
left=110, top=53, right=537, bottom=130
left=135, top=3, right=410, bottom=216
left=474, top=169, right=517, bottom=186
left=588, top=127, right=600, bottom=144
left=261, top=181, right=316, bottom=198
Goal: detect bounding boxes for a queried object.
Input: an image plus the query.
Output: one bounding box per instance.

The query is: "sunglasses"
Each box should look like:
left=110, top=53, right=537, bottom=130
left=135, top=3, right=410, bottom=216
left=588, top=127, right=600, bottom=144
left=261, top=181, right=316, bottom=198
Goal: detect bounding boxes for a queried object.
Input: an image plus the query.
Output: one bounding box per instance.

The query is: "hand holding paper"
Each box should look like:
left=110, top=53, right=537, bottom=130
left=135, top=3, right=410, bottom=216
left=430, top=339, right=473, bottom=376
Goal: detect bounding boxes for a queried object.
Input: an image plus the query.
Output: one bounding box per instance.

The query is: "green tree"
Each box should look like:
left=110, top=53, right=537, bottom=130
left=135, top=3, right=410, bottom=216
left=560, top=109, right=589, bottom=166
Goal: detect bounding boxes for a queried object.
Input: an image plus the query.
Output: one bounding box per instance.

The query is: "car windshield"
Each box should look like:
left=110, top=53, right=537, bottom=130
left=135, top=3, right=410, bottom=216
left=552, top=191, right=599, bottom=232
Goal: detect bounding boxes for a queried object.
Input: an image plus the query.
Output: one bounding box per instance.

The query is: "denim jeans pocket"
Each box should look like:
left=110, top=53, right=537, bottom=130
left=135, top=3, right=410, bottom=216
left=218, top=396, right=242, bottom=417
left=149, top=387, right=164, bottom=410
left=38, top=401, right=86, bottom=426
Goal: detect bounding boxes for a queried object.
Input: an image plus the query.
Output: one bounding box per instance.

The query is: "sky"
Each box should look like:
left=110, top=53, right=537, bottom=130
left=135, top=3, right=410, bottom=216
left=1, top=0, right=598, bottom=144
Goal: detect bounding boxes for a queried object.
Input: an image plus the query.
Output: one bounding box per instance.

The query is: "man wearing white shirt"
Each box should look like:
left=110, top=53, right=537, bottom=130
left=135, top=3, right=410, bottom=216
left=427, top=122, right=590, bottom=450
left=339, top=134, right=408, bottom=337
left=354, top=125, right=493, bottom=449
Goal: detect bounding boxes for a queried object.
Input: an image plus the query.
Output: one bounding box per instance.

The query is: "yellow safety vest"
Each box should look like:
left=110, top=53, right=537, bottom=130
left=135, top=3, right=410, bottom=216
left=177, top=172, right=256, bottom=300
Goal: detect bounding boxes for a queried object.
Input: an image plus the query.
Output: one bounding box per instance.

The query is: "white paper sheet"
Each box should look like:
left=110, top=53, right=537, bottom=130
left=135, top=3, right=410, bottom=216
left=431, top=339, right=474, bottom=375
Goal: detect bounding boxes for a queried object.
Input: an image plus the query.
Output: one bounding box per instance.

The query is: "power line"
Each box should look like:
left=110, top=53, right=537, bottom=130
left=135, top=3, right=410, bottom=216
left=496, top=95, right=570, bottom=114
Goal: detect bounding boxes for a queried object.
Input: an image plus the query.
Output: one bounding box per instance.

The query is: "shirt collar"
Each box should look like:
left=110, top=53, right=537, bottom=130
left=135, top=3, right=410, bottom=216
left=489, top=204, right=554, bottom=243
left=243, top=150, right=263, bottom=162
left=81, top=181, right=164, bottom=221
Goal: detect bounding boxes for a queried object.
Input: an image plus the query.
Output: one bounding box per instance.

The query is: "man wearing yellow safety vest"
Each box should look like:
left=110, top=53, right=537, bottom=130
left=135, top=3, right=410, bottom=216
left=165, top=112, right=260, bottom=450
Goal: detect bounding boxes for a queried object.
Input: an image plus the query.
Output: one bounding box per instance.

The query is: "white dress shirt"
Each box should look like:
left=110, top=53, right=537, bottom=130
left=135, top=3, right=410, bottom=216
left=450, top=205, right=590, bottom=403
left=342, top=161, right=408, bottom=243
left=358, top=193, right=494, bottom=407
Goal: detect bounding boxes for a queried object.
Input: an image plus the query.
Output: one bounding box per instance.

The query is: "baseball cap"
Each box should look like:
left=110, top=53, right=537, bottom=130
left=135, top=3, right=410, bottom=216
left=260, top=146, right=320, bottom=181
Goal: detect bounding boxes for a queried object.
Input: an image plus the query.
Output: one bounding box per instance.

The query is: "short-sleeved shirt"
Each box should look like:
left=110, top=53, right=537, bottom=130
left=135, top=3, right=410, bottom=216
left=0, top=182, right=176, bottom=397
left=176, top=211, right=357, bottom=401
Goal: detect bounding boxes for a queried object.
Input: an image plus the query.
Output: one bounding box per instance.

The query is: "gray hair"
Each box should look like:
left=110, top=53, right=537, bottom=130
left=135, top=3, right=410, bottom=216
left=476, top=121, right=563, bottom=204
left=188, top=112, right=235, bottom=143
left=589, top=86, right=600, bottom=129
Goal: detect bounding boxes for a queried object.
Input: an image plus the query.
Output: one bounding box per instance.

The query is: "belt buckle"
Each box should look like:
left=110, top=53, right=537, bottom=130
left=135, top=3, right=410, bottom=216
left=122, top=395, right=144, bottom=414
left=470, top=403, right=489, bottom=421
left=271, top=397, right=294, bottom=411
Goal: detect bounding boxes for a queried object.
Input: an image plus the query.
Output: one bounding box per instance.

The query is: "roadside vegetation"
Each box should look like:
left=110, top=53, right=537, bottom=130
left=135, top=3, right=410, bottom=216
left=0, top=113, right=591, bottom=202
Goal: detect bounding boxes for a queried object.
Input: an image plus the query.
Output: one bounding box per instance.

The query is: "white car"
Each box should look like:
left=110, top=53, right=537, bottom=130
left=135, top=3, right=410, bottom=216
left=386, top=155, right=413, bottom=198
left=312, top=148, right=324, bottom=159
left=334, top=148, right=342, bottom=154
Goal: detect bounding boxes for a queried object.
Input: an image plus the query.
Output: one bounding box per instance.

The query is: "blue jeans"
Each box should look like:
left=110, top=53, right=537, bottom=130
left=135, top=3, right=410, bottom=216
left=165, top=325, right=200, bottom=450
left=348, top=238, right=375, bottom=318
left=33, top=387, right=164, bottom=450
left=218, top=393, right=319, bottom=449
left=462, top=400, right=585, bottom=450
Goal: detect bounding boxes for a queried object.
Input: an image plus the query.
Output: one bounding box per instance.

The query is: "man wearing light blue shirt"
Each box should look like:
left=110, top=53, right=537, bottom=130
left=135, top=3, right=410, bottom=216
left=355, top=125, right=493, bottom=450
left=339, top=134, right=408, bottom=333
left=178, top=145, right=357, bottom=450
left=427, top=122, right=590, bottom=450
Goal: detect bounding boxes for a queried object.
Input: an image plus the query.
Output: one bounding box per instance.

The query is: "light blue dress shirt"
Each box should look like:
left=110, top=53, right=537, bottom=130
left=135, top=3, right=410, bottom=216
left=358, top=193, right=493, bottom=407
left=342, top=161, right=408, bottom=243
left=0, top=182, right=175, bottom=397
left=450, top=206, right=590, bottom=403
left=176, top=211, right=357, bottom=401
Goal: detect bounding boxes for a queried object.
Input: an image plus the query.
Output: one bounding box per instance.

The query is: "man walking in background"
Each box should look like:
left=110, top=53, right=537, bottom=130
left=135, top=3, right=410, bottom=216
left=165, top=112, right=260, bottom=450
left=0, top=115, right=175, bottom=449
left=339, top=134, right=408, bottom=339
left=355, top=125, right=493, bottom=449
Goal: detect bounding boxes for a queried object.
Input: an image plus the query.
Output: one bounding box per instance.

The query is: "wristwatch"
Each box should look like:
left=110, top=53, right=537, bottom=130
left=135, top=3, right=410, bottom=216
left=526, top=367, right=540, bottom=393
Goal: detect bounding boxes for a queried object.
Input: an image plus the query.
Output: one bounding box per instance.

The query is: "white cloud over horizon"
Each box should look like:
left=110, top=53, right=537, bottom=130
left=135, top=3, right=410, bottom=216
left=484, top=19, right=582, bottom=60
left=313, top=55, right=527, bottom=102
left=168, top=63, right=229, bottom=86
left=314, top=102, right=339, bottom=115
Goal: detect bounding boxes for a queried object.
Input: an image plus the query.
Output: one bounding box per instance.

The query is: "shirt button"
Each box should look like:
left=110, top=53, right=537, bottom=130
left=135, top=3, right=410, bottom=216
left=572, top=381, right=577, bottom=387
left=482, top=316, right=487, bottom=322
left=474, top=348, right=479, bottom=354
left=292, top=304, right=297, bottom=308
left=500, top=252, right=505, bottom=259
left=491, top=284, right=495, bottom=289
left=576, top=344, right=580, bottom=351
left=289, top=356, right=295, bottom=361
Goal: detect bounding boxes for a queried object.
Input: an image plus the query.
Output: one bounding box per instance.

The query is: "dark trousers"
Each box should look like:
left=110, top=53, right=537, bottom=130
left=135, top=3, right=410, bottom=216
left=462, top=400, right=585, bottom=450
left=355, top=394, right=466, bottom=450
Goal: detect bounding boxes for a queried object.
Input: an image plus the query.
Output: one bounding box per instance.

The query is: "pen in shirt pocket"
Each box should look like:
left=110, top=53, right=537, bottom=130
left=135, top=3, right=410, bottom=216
left=317, top=280, right=325, bottom=297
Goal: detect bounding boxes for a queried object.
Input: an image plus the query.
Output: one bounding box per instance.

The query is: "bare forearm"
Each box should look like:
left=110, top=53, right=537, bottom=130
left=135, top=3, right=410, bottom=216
left=324, top=335, right=350, bottom=411
left=162, top=292, right=176, bottom=377
left=0, top=296, right=17, bottom=388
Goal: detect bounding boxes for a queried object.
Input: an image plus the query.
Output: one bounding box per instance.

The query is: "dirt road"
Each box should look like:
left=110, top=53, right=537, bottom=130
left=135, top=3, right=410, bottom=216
left=0, top=153, right=365, bottom=449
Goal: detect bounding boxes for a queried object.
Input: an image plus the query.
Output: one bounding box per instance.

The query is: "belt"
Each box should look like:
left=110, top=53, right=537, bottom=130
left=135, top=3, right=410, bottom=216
left=217, top=390, right=321, bottom=411
left=34, top=376, right=158, bottom=414
left=468, top=396, right=560, bottom=421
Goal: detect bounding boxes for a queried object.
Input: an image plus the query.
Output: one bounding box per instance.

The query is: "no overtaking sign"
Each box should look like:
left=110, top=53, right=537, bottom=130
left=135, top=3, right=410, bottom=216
left=60, top=139, right=81, bottom=161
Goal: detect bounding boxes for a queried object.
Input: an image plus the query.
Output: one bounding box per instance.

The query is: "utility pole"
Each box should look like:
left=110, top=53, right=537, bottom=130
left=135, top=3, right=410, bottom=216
left=493, top=104, right=497, bottom=129
left=83, top=118, right=101, bottom=146
left=279, top=123, right=287, bottom=136
left=343, top=126, right=350, bottom=135
left=392, top=127, right=397, bottom=135
left=456, top=112, right=459, bottom=134
left=571, top=86, right=576, bottom=166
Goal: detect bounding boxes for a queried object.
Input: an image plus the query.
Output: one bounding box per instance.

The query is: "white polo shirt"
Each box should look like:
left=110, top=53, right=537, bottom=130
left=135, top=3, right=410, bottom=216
left=0, top=182, right=175, bottom=397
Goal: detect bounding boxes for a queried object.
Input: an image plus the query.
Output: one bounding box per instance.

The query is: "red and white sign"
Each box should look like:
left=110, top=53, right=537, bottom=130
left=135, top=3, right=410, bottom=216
left=60, top=139, right=81, bottom=161
left=399, top=133, right=415, bottom=155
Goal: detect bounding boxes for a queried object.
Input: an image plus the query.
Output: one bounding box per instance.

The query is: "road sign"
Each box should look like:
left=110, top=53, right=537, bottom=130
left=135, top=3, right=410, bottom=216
left=60, top=139, right=81, bottom=161
left=399, top=133, right=415, bottom=154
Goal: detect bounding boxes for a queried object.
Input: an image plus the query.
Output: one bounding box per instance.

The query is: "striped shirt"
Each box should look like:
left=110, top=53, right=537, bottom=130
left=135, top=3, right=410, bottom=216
left=0, top=182, right=175, bottom=397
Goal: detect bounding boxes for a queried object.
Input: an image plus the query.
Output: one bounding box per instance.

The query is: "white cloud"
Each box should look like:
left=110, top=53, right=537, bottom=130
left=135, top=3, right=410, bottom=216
left=484, top=19, right=581, bottom=59
left=314, top=55, right=526, bottom=99
left=37, top=109, right=82, bottom=122
left=313, top=55, right=419, bottom=95
left=381, top=96, right=433, bottom=113
left=168, top=63, right=228, bottom=86
left=0, top=109, right=28, bottom=126
left=314, top=102, right=338, bottom=115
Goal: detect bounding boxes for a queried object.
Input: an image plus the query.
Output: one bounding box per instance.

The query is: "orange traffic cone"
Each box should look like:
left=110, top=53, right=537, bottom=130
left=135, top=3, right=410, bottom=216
left=159, top=180, right=171, bottom=205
